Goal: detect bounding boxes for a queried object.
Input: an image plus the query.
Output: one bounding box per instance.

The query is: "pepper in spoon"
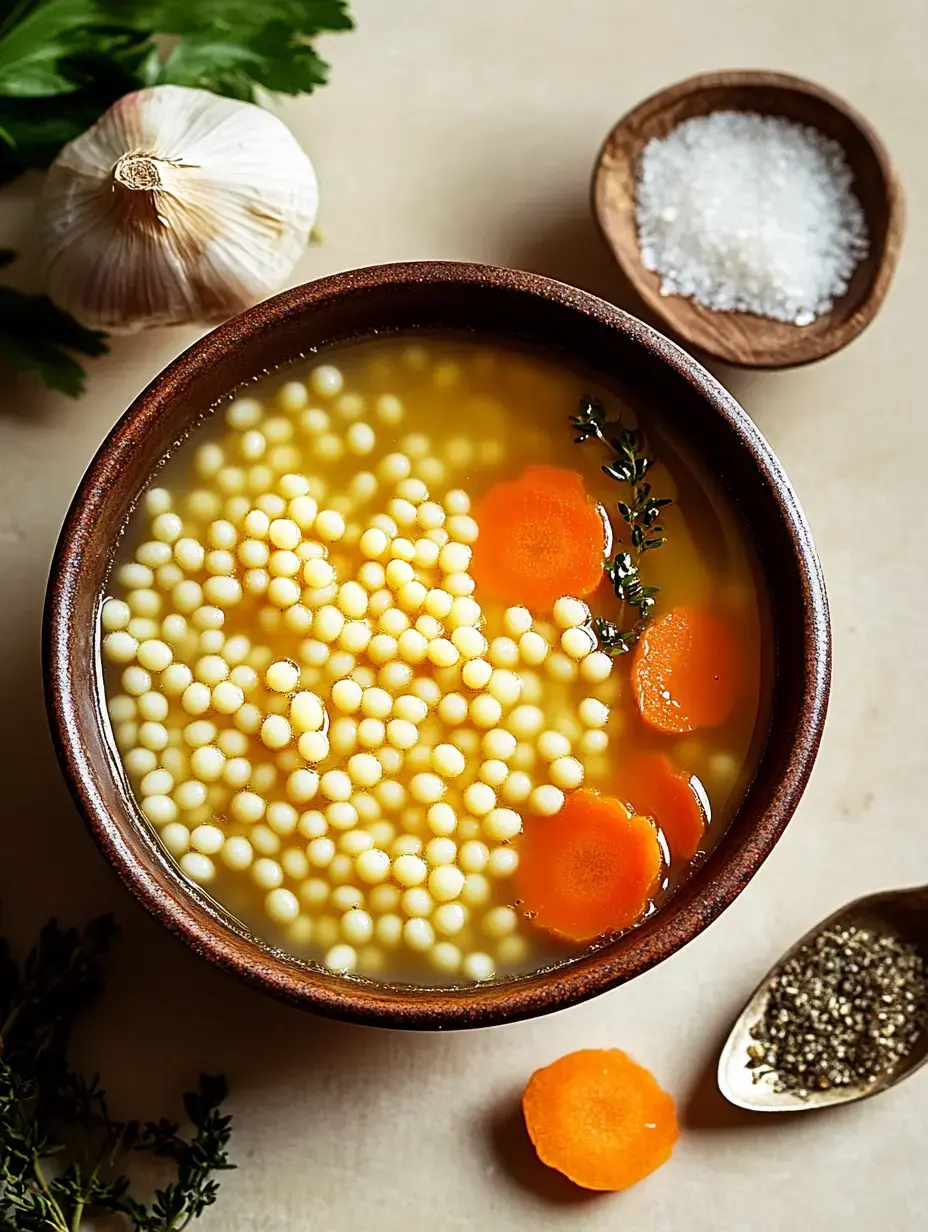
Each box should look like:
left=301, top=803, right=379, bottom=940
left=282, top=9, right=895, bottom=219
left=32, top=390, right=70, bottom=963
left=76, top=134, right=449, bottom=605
left=718, top=886, right=928, bottom=1112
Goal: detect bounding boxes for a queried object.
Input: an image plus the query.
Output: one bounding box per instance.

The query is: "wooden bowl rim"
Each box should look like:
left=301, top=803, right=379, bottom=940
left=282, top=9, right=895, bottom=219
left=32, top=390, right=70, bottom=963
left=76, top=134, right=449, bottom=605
left=44, top=260, right=831, bottom=1029
left=591, top=68, right=905, bottom=369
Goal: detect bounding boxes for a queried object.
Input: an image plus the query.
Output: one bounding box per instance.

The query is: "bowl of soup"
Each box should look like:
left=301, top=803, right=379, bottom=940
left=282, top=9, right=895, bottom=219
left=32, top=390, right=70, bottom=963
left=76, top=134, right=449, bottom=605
left=45, top=261, right=829, bottom=1027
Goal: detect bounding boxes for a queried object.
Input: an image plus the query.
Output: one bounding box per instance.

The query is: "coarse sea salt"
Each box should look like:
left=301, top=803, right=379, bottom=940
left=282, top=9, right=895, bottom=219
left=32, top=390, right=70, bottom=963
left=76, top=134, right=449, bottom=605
left=635, top=111, right=869, bottom=326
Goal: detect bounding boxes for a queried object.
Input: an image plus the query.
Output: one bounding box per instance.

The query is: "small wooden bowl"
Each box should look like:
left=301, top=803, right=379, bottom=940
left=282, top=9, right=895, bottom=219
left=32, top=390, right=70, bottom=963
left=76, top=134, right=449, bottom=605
left=592, top=70, right=904, bottom=368
left=44, top=262, right=830, bottom=1028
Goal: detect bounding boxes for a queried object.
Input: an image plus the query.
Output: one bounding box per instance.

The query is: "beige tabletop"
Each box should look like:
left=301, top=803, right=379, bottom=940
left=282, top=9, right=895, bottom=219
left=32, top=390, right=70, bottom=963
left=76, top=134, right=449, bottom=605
left=1, top=1, right=925, bottom=1228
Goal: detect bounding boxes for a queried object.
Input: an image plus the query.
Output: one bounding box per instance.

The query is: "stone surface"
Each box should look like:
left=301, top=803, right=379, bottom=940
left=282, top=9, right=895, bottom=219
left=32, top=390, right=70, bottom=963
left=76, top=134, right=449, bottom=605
left=0, top=1, right=924, bottom=1228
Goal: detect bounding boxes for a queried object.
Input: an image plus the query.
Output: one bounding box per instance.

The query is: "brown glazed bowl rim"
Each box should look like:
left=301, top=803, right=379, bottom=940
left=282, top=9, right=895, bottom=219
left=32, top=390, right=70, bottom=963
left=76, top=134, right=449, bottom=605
left=44, top=261, right=830, bottom=1029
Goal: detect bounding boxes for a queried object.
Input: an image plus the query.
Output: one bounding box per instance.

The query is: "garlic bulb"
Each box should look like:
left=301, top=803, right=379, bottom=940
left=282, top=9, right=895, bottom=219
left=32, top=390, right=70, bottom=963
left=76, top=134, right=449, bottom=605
left=39, top=85, right=318, bottom=333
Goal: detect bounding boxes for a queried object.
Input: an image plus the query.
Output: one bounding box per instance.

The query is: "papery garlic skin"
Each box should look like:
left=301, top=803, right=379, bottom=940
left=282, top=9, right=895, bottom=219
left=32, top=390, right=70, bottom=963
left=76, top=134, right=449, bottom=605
left=40, top=86, right=319, bottom=333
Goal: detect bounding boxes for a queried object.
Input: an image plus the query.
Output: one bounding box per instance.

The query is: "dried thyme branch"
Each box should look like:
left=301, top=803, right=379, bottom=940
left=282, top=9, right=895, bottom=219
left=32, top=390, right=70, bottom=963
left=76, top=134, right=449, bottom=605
left=571, top=395, right=673, bottom=654
left=0, top=916, right=234, bottom=1232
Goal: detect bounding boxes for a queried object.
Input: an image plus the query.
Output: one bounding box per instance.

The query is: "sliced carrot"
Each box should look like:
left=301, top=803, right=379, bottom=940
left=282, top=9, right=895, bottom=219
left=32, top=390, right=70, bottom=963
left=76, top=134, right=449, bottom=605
left=632, top=605, right=741, bottom=733
left=620, top=751, right=707, bottom=862
left=523, top=1048, right=679, bottom=1191
left=516, top=790, right=662, bottom=942
left=471, top=464, right=605, bottom=609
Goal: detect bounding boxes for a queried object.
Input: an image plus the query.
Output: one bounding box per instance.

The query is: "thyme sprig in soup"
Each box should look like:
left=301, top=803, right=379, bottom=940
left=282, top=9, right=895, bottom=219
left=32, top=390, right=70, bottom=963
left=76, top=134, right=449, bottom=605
left=100, top=338, right=767, bottom=985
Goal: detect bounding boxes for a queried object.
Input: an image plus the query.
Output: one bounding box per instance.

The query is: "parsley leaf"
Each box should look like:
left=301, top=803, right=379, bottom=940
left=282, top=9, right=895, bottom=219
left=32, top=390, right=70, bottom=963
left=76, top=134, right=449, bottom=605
left=0, top=254, right=109, bottom=396
left=0, top=0, right=354, bottom=177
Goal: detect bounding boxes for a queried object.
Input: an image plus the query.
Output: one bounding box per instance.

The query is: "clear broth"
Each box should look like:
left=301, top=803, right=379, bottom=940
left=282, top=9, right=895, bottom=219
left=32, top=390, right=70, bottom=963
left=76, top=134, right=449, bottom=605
left=100, top=336, right=770, bottom=986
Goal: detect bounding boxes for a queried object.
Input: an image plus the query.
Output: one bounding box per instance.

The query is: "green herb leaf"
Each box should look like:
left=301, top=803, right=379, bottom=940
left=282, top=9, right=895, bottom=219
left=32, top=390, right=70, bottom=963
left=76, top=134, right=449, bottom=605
left=0, top=278, right=109, bottom=396
left=0, top=1, right=354, bottom=179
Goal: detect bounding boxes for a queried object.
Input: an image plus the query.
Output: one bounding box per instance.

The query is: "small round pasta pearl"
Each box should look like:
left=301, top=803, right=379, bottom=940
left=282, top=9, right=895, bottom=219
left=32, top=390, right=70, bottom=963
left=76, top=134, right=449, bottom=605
left=160, top=823, right=190, bottom=856
left=265, top=659, right=299, bottom=692
left=409, top=773, right=445, bottom=805
left=180, top=852, right=216, bottom=883
left=430, top=941, right=462, bottom=974
left=103, top=631, right=139, bottom=663
left=393, top=853, right=427, bottom=886
left=488, top=637, right=519, bottom=669
left=190, top=823, right=224, bottom=855
left=431, top=743, right=466, bottom=779
left=486, top=669, right=522, bottom=708
left=347, top=752, right=382, bottom=788
left=310, top=365, right=343, bottom=396
left=424, top=802, right=455, bottom=837
left=330, top=679, right=361, bottom=714
left=260, top=714, right=291, bottom=750
left=401, top=887, right=433, bottom=918
left=320, top=769, right=352, bottom=802
left=579, top=697, right=610, bottom=728
left=102, top=598, right=132, bottom=631
left=359, top=527, right=388, bottom=559
left=550, top=756, right=584, bottom=790
left=324, top=943, right=357, bottom=973
left=356, top=847, right=391, bottom=884
left=460, top=659, right=492, bottom=691
left=341, top=908, right=374, bottom=946
left=537, top=730, right=571, bottom=762
left=152, top=512, right=183, bottom=543
left=404, top=917, right=435, bottom=952
left=396, top=628, right=428, bottom=664
left=463, top=952, right=495, bottom=982
left=446, top=515, right=478, bottom=543
left=122, top=666, right=152, bottom=696
left=267, top=577, right=301, bottom=607
left=424, top=588, right=453, bottom=620
left=515, top=635, right=549, bottom=674
left=483, top=906, right=518, bottom=938
left=431, top=904, right=466, bottom=940
left=483, top=808, right=522, bottom=842
left=303, top=558, right=334, bottom=589
left=580, top=651, right=613, bottom=683
left=463, top=782, right=496, bottom=817
left=377, top=746, right=403, bottom=776
left=561, top=626, right=596, bottom=659
left=579, top=729, right=609, bottom=756
left=479, top=759, right=509, bottom=788
left=529, top=784, right=564, bottom=816
left=231, top=791, right=266, bottom=823
left=546, top=652, right=578, bottom=683
left=138, top=721, right=169, bottom=751
left=553, top=596, right=588, bottom=628
left=450, top=625, right=486, bottom=660
left=470, top=695, right=503, bottom=729
left=487, top=846, right=519, bottom=878
left=428, top=865, right=465, bottom=902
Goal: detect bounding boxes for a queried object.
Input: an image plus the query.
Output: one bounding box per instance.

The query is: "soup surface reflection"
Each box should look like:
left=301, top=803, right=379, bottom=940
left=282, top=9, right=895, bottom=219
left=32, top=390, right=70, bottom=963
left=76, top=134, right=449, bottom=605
left=100, top=337, right=769, bottom=985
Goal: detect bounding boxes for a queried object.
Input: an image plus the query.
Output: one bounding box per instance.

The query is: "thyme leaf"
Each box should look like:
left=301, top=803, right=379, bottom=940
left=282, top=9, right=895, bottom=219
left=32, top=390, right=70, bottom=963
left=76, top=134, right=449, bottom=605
left=572, top=395, right=673, bottom=655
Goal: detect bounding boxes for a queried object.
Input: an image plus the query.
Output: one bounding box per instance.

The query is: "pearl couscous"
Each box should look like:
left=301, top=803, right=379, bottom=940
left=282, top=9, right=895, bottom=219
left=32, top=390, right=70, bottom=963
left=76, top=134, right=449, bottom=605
left=101, top=338, right=767, bottom=984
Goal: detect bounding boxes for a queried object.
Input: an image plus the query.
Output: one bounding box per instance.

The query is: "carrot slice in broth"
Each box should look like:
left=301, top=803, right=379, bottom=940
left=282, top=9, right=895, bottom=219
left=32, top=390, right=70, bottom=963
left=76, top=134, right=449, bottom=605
left=620, top=751, right=707, bottom=862
left=471, top=465, right=605, bottom=610
left=516, top=790, right=662, bottom=942
left=632, top=606, right=741, bottom=733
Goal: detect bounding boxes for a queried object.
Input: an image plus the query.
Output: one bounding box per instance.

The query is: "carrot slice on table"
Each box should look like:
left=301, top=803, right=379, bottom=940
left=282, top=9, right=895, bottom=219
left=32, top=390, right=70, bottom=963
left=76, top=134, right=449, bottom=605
left=632, top=605, right=741, bottom=733
left=471, top=464, right=605, bottom=609
left=523, top=1048, right=679, bottom=1192
left=620, top=751, right=708, bottom=862
left=516, top=790, right=662, bottom=942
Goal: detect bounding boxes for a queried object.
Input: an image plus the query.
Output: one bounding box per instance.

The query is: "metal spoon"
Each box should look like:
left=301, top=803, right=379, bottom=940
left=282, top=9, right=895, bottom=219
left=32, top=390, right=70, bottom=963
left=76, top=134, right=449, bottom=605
left=718, top=885, right=928, bottom=1112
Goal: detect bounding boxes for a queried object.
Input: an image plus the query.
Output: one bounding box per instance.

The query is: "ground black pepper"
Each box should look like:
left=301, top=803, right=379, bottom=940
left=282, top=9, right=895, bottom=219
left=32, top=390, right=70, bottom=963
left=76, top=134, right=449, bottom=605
left=747, top=925, right=927, bottom=1097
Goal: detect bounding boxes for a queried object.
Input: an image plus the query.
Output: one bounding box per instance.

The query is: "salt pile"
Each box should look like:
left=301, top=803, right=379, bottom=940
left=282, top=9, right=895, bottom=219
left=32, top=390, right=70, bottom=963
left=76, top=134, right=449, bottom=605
left=635, top=111, right=869, bottom=326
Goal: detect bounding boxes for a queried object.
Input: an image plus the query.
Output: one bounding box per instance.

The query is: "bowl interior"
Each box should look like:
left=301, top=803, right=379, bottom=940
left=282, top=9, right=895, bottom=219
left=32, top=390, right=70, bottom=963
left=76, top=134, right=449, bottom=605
left=45, top=262, right=830, bottom=1027
left=592, top=70, right=903, bottom=368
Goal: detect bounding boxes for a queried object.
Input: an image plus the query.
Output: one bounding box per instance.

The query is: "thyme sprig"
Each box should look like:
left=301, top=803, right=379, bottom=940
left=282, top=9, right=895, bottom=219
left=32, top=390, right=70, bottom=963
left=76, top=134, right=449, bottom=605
left=0, top=916, right=234, bottom=1232
left=571, top=395, right=673, bottom=655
